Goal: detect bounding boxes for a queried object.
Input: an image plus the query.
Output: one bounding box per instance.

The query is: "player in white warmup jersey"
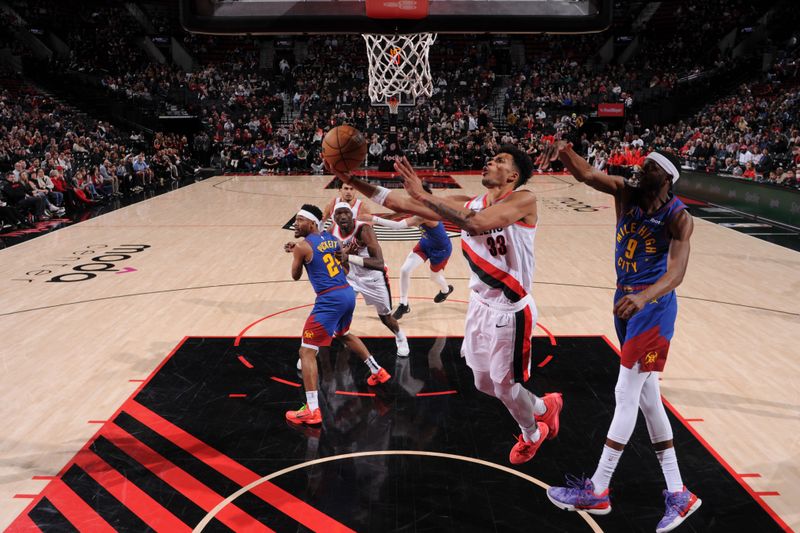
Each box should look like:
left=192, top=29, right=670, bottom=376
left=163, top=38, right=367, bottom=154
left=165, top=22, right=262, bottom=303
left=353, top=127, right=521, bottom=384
left=322, top=181, right=370, bottom=227
left=331, top=202, right=410, bottom=357
left=327, top=147, right=563, bottom=464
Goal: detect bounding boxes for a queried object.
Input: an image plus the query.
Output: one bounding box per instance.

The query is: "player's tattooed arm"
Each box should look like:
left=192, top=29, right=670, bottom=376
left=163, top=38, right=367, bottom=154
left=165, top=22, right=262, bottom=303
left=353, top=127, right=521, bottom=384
left=418, top=196, right=476, bottom=228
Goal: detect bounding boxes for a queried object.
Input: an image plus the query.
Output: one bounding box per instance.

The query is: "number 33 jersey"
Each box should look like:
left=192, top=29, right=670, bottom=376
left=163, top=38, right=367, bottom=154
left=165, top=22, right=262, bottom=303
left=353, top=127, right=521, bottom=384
left=460, top=190, right=537, bottom=306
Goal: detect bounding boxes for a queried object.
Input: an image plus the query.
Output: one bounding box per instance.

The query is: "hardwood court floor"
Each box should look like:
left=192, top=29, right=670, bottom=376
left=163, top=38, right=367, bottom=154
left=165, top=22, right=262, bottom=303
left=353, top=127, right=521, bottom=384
left=0, top=173, right=798, bottom=531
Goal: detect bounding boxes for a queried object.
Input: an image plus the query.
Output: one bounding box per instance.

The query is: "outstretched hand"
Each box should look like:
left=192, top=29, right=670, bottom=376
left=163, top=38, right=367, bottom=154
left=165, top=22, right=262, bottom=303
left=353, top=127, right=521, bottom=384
left=394, top=157, right=425, bottom=200
left=324, top=159, right=352, bottom=184
left=535, top=140, right=570, bottom=171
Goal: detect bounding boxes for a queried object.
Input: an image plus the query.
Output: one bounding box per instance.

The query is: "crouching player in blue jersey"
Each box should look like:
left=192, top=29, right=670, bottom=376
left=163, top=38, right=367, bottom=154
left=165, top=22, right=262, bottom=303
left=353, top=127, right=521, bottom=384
left=284, top=204, right=391, bottom=426
left=365, top=183, right=454, bottom=320
left=538, top=144, right=701, bottom=533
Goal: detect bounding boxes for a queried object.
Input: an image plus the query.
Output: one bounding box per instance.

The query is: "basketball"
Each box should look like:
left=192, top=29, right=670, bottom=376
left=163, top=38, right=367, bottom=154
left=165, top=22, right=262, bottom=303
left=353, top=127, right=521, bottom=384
left=322, top=125, right=368, bottom=173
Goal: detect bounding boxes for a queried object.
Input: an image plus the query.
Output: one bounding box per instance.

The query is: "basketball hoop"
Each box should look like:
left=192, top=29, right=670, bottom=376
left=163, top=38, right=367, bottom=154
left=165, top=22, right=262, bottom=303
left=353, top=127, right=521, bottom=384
left=362, top=33, right=437, bottom=106
left=387, top=96, right=400, bottom=115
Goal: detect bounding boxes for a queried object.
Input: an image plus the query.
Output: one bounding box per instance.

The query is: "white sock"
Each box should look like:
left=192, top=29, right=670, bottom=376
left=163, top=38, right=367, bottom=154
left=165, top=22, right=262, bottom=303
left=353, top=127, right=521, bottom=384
left=591, top=445, right=623, bottom=494
left=400, top=253, right=423, bottom=305
left=305, top=390, right=319, bottom=411
left=365, top=355, right=382, bottom=374
left=431, top=271, right=450, bottom=293
left=656, top=447, right=684, bottom=493
left=521, top=422, right=541, bottom=443
left=532, top=395, right=546, bottom=416
left=395, top=329, right=407, bottom=342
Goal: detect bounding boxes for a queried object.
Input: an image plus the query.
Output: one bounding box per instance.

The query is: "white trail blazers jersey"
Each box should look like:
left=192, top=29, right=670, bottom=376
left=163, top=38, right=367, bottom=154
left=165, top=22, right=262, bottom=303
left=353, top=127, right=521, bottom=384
left=460, top=190, right=537, bottom=306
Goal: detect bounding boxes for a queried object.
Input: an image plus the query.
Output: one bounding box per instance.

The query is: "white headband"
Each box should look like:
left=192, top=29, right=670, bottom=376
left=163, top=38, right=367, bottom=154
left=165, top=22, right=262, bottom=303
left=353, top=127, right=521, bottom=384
left=296, top=209, right=321, bottom=227
left=333, top=201, right=353, bottom=214
left=645, top=152, right=680, bottom=183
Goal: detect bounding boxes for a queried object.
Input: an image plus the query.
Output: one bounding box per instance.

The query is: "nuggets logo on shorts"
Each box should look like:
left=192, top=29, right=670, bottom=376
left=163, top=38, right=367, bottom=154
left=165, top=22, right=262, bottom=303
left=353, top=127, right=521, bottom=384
left=645, top=351, right=658, bottom=365
left=303, top=330, right=315, bottom=339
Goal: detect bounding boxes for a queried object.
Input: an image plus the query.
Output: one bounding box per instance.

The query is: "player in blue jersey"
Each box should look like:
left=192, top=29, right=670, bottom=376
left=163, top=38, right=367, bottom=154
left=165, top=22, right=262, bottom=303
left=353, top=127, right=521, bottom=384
left=365, top=184, right=454, bottom=319
left=283, top=204, right=391, bottom=426
left=538, top=144, right=700, bottom=533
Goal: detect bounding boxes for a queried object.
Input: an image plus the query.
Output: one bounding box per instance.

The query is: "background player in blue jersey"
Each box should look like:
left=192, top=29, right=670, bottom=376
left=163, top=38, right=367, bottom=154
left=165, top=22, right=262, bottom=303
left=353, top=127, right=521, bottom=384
left=365, top=184, right=454, bottom=319
left=538, top=143, right=700, bottom=533
left=284, top=204, right=391, bottom=426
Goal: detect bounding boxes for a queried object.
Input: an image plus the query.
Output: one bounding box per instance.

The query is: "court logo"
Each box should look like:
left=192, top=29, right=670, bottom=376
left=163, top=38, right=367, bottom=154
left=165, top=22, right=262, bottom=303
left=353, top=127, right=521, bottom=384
left=543, top=197, right=604, bottom=212
left=13, top=244, right=151, bottom=283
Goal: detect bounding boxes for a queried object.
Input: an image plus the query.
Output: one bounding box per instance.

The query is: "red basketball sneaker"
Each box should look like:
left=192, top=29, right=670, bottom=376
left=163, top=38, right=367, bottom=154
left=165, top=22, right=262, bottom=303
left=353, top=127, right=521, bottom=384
left=537, top=392, right=563, bottom=440
left=509, top=422, right=549, bottom=464
left=367, top=368, right=392, bottom=386
left=285, top=404, right=322, bottom=425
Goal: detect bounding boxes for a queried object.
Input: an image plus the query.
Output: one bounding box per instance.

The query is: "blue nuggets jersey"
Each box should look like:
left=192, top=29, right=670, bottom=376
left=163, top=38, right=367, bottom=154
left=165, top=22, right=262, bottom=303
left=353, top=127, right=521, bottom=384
left=304, top=231, right=349, bottom=294
left=419, top=221, right=451, bottom=251
left=615, top=195, right=686, bottom=285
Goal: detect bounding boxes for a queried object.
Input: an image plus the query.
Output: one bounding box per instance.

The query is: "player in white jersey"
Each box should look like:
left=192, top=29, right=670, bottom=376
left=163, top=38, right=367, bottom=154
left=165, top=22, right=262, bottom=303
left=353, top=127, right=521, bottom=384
left=326, top=146, right=563, bottom=464
left=331, top=201, right=410, bottom=357
left=322, top=181, right=370, bottom=227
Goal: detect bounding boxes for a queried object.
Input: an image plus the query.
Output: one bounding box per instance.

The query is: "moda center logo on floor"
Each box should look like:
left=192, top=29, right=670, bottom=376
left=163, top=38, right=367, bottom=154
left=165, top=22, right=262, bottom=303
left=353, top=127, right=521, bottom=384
left=13, top=244, right=151, bottom=283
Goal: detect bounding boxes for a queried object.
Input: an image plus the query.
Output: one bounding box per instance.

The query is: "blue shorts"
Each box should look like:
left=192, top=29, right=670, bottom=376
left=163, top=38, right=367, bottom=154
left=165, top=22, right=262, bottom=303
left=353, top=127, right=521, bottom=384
left=301, top=285, right=356, bottom=350
left=413, top=240, right=452, bottom=272
left=614, top=289, right=677, bottom=372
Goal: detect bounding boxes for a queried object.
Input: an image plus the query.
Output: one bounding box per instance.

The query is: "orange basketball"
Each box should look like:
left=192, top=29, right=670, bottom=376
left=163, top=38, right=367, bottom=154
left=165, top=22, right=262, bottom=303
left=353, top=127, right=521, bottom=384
left=322, top=125, right=368, bottom=173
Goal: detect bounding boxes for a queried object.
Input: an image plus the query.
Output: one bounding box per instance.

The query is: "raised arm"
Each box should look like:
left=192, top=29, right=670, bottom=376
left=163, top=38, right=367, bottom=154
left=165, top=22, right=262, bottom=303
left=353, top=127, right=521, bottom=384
left=326, top=160, right=470, bottom=221
left=369, top=214, right=423, bottom=229
left=538, top=140, right=625, bottom=196
left=395, top=157, right=537, bottom=234
left=613, top=210, right=694, bottom=319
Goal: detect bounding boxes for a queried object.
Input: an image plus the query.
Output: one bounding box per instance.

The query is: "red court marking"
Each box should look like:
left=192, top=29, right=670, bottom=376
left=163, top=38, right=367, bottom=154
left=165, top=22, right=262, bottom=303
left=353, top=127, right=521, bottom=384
left=229, top=394, right=247, bottom=398
left=102, top=423, right=273, bottom=532
left=740, top=473, right=762, bottom=478
left=234, top=304, right=314, bottom=346
left=684, top=418, right=705, bottom=422
left=13, top=494, right=38, bottom=499
left=755, top=492, right=781, bottom=497
left=237, top=355, right=254, bottom=368
left=5, top=337, right=190, bottom=531
left=87, top=420, right=108, bottom=424
left=599, top=335, right=792, bottom=532
left=535, top=323, right=557, bottom=346
left=74, top=450, right=191, bottom=532
left=416, top=390, right=458, bottom=397
left=129, top=379, right=146, bottom=383
left=335, top=391, right=377, bottom=397
left=271, top=376, right=302, bottom=388
left=124, top=400, right=355, bottom=533
left=31, top=476, right=56, bottom=480
left=537, top=355, right=554, bottom=368
left=41, top=478, right=116, bottom=532
left=4, top=513, right=39, bottom=532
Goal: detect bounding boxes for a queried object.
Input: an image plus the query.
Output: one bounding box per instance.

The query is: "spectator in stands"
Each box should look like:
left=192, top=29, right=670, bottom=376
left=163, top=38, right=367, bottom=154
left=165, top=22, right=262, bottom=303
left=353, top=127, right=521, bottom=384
left=132, top=153, right=154, bottom=189
left=2, top=172, right=47, bottom=221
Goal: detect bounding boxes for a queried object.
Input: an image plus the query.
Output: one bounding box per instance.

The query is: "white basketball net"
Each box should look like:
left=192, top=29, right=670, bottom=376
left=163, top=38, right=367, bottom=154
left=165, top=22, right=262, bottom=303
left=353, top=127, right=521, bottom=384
left=362, top=33, right=437, bottom=106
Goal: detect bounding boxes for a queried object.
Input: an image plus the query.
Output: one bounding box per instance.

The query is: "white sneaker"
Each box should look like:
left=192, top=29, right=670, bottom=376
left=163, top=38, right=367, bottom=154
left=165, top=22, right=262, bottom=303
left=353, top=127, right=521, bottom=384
left=396, top=338, right=410, bottom=357
left=296, top=358, right=302, bottom=371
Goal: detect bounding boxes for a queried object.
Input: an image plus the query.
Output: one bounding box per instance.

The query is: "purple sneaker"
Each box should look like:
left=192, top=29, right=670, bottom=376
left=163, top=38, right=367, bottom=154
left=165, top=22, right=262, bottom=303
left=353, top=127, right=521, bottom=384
left=656, top=487, right=701, bottom=533
left=547, top=475, right=612, bottom=515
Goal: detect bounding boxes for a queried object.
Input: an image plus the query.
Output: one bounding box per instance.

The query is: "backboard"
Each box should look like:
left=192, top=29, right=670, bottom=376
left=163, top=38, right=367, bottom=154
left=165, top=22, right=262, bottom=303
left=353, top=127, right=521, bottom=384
left=180, top=0, right=612, bottom=35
